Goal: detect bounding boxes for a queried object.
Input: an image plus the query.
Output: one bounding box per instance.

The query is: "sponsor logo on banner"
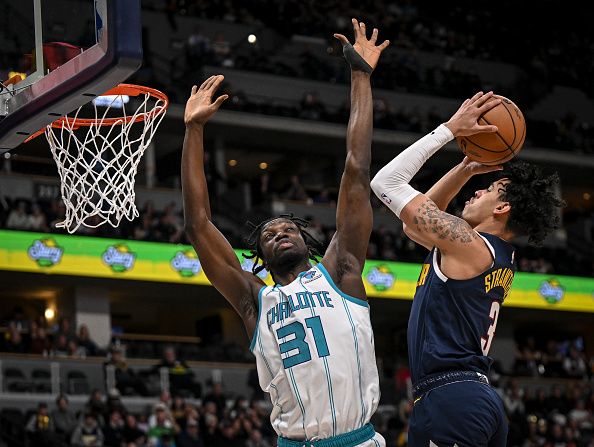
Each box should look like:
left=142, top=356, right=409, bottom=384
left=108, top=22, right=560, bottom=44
left=102, top=244, right=136, bottom=273
left=28, top=238, right=64, bottom=268
left=366, top=265, right=395, bottom=291
left=539, top=278, right=565, bottom=304
left=241, top=258, right=269, bottom=279
left=171, top=250, right=201, bottom=277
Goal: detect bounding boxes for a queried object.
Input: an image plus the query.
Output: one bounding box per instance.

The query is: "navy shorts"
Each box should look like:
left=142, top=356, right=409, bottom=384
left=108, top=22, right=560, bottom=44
left=408, top=381, right=507, bottom=447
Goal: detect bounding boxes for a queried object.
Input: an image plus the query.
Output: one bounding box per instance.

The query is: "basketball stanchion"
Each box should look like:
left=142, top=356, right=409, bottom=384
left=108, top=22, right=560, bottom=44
left=25, top=84, right=169, bottom=233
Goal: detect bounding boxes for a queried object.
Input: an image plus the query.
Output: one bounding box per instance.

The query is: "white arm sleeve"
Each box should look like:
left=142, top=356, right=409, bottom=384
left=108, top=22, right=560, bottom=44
left=370, top=124, right=454, bottom=217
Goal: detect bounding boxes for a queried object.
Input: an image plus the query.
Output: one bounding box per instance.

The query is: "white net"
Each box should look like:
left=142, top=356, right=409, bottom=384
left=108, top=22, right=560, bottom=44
left=45, top=88, right=167, bottom=233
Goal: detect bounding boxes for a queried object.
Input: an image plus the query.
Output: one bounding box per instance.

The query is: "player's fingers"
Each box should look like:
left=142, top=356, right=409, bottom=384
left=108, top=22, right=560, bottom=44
left=212, top=94, right=229, bottom=109
left=478, top=97, right=502, bottom=114
left=370, top=28, right=378, bottom=44
left=359, top=21, right=367, bottom=39
left=205, top=75, right=222, bottom=93
left=378, top=39, right=390, bottom=50
left=333, top=33, right=349, bottom=45
left=191, top=85, right=198, bottom=96
left=352, top=18, right=361, bottom=38
left=468, top=91, right=484, bottom=104
left=210, top=74, right=225, bottom=93
left=199, top=76, right=215, bottom=90
left=474, top=91, right=495, bottom=108
left=461, top=98, right=470, bottom=108
left=476, top=124, right=498, bottom=133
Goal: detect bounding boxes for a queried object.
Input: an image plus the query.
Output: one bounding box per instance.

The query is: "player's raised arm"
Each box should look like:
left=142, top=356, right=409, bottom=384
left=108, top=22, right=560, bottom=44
left=182, top=75, right=263, bottom=334
left=425, top=157, right=503, bottom=212
left=322, top=19, right=389, bottom=291
left=371, top=92, right=503, bottom=272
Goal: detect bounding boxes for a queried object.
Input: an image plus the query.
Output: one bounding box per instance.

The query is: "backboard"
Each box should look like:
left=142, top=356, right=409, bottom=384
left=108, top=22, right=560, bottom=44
left=0, top=0, right=142, bottom=152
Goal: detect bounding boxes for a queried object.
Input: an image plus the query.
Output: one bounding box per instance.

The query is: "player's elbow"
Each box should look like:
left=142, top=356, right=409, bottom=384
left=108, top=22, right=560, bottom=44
left=370, top=173, right=387, bottom=199
left=183, top=212, right=209, bottom=243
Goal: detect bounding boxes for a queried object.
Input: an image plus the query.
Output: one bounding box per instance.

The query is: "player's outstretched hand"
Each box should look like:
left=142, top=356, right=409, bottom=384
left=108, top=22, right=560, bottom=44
left=334, top=18, right=389, bottom=72
left=444, top=91, right=502, bottom=137
left=460, top=156, right=503, bottom=175
left=184, top=75, right=229, bottom=127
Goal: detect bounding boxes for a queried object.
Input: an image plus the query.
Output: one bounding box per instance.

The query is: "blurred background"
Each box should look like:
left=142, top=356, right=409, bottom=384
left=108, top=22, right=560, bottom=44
left=0, top=1, right=593, bottom=446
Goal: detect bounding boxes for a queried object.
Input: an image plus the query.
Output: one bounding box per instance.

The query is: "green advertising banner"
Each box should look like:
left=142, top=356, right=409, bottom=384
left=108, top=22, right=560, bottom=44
left=1, top=230, right=593, bottom=312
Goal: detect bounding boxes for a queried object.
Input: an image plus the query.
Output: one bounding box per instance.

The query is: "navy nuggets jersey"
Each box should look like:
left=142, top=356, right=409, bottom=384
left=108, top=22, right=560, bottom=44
left=408, top=232, right=516, bottom=384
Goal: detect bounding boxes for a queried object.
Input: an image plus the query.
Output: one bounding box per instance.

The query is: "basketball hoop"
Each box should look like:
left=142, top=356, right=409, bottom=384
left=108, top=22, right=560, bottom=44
left=33, top=84, right=169, bottom=233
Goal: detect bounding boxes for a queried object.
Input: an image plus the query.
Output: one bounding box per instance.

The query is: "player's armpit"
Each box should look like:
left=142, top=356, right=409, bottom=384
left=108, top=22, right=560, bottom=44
left=186, top=219, right=263, bottom=333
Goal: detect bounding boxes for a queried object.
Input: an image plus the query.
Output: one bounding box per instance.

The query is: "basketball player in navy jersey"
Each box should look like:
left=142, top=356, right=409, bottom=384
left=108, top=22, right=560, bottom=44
left=182, top=20, right=391, bottom=447
left=370, top=92, right=564, bottom=446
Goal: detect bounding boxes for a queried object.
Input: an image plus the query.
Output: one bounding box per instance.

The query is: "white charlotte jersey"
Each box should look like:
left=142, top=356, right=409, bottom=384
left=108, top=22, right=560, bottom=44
left=250, top=262, right=381, bottom=442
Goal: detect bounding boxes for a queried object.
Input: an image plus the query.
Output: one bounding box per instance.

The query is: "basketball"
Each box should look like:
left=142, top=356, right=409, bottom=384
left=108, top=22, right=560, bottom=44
left=456, top=95, right=526, bottom=166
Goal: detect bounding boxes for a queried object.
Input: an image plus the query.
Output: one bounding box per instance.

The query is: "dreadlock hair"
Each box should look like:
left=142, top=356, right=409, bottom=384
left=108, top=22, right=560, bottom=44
left=497, top=161, right=565, bottom=246
left=243, top=214, right=323, bottom=276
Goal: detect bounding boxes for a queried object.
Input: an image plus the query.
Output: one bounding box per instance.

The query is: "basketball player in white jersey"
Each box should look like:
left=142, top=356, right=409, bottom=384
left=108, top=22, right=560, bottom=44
left=181, top=19, right=389, bottom=447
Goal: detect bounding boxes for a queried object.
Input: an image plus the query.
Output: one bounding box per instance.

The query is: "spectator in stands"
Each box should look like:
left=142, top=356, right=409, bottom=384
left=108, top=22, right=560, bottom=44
left=103, top=409, right=125, bottom=447
left=6, top=201, right=29, bottom=230
left=186, top=26, right=211, bottom=71
left=29, top=202, right=49, bottom=231
left=56, top=316, right=75, bottom=343
left=71, top=413, right=105, bottom=446
left=282, top=174, right=309, bottom=201
left=104, top=345, right=149, bottom=396
left=563, top=346, right=587, bottom=378
left=3, top=324, right=26, bottom=353
left=52, top=333, right=70, bottom=357
left=51, top=394, right=78, bottom=440
left=147, top=402, right=178, bottom=446
left=176, top=417, right=204, bottom=447
left=201, top=412, right=222, bottom=446
left=245, top=429, right=271, bottom=447
left=122, top=413, right=147, bottom=446
left=29, top=319, right=51, bottom=355
left=298, top=91, right=326, bottom=121
left=153, top=346, right=201, bottom=398
left=203, top=382, right=227, bottom=418
left=26, top=402, right=60, bottom=447
left=211, top=32, right=233, bottom=68
left=77, top=324, right=100, bottom=357
left=85, top=389, right=108, bottom=426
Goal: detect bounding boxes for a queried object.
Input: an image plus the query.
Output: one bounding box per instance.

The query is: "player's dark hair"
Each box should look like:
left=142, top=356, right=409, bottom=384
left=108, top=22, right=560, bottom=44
left=243, top=214, right=322, bottom=276
left=498, top=161, right=565, bottom=245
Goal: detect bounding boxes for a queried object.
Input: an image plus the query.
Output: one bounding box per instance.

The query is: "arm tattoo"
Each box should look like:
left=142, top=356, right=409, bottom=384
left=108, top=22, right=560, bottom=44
left=241, top=294, right=258, bottom=320
left=413, top=200, right=478, bottom=244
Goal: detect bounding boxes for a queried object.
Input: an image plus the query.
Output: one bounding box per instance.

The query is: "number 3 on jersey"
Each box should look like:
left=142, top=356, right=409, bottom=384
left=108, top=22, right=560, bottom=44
left=277, top=316, right=330, bottom=368
left=481, top=301, right=500, bottom=355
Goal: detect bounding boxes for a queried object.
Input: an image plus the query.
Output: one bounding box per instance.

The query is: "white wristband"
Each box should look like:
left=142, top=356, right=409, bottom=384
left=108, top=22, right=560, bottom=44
left=370, top=124, right=454, bottom=217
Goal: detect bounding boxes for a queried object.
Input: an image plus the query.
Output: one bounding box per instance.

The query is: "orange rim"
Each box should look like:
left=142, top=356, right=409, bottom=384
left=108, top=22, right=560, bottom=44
left=25, top=84, right=169, bottom=142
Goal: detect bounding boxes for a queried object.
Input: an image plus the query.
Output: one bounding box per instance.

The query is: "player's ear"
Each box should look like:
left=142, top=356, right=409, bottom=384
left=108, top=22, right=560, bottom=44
left=493, top=202, right=511, bottom=216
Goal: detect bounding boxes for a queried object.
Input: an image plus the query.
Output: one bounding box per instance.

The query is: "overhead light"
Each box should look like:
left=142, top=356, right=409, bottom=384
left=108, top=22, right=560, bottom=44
left=248, top=34, right=257, bottom=44
left=584, top=192, right=591, bottom=200
left=45, top=307, right=55, bottom=321
left=259, top=162, right=268, bottom=170
left=228, top=159, right=238, bottom=167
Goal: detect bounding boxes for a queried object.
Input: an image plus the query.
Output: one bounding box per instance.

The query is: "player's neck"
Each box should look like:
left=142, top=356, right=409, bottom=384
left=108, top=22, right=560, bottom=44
left=474, top=219, right=513, bottom=241
left=272, top=261, right=312, bottom=286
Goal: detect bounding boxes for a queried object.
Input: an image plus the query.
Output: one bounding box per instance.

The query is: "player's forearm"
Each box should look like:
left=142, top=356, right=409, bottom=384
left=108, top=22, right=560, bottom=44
left=425, top=162, right=473, bottom=211
left=370, top=125, right=453, bottom=218
left=181, top=125, right=212, bottom=234
left=345, top=71, right=373, bottom=170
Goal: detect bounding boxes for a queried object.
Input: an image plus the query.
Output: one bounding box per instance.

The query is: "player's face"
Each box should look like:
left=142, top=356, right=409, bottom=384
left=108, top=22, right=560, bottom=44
left=259, top=219, right=308, bottom=271
left=461, top=179, right=510, bottom=226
